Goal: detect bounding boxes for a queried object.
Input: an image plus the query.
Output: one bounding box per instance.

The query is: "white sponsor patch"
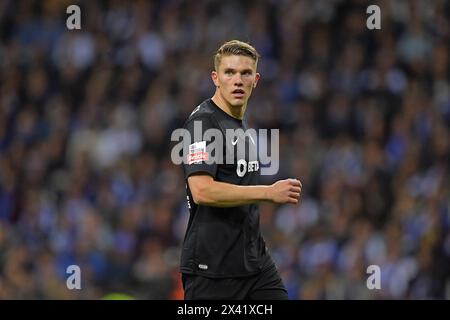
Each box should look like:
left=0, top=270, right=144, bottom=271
left=187, top=141, right=209, bottom=164
left=198, top=264, right=208, bottom=270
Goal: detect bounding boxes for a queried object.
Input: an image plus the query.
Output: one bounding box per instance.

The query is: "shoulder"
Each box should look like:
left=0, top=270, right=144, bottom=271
left=184, top=100, right=218, bottom=127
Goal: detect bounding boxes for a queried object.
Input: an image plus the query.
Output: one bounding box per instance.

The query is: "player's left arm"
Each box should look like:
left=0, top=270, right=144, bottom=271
left=188, top=174, right=301, bottom=207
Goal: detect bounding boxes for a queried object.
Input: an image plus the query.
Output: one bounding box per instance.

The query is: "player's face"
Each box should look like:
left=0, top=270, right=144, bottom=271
left=212, top=55, right=260, bottom=108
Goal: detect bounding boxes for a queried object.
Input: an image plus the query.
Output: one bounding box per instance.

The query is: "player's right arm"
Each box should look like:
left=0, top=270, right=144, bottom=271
left=187, top=174, right=301, bottom=207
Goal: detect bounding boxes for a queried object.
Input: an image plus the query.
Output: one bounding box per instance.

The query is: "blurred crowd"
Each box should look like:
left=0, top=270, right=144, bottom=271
left=0, top=0, right=449, bottom=299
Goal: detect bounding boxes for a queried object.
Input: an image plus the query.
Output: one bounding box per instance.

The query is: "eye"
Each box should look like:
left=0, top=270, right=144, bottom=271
left=225, top=70, right=233, bottom=75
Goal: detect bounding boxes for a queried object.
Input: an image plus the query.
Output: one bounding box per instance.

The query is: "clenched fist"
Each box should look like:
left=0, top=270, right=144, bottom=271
left=269, top=178, right=302, bottom=204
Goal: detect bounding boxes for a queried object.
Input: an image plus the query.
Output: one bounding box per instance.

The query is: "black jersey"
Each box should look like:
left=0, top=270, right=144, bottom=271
left=180, top=98, right=267, bottom=278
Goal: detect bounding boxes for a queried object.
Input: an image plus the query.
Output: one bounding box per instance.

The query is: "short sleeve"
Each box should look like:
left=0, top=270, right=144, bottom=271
left=182, top=115, right=219, bottom=180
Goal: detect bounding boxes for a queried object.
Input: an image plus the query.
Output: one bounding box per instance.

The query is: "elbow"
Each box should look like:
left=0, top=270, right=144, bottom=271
left=191, top=183, right=215, bottom=206
left=188, top=175, right=215, bottom=206
left=191, top=188, right=201, bottom=205
left=191, top=186, right=211, bottom=205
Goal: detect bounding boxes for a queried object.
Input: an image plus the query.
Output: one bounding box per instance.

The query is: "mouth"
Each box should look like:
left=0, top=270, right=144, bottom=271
left=231, top=89, right=245, bottom=98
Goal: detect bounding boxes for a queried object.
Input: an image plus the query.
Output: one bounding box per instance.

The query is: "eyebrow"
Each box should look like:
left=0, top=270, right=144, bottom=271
left=223, top=68, right=253, bottom=73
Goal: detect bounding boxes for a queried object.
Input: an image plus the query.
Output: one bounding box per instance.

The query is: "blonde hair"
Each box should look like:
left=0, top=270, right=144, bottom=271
left=214, top=40, right=260, bottom=70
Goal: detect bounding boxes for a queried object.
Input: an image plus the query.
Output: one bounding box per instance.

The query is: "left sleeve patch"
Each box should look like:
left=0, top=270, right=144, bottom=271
left=187, top=141, right=209, bottom=164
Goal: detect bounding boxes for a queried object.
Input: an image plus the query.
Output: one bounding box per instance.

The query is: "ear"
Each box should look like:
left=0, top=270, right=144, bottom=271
left=253, top=72, right=260, bottom=88
left=211, top=71, right=219, bottom=87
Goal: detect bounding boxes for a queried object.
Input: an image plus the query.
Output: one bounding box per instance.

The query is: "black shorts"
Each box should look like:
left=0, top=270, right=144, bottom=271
left=182, top=255, right=288, bottom=300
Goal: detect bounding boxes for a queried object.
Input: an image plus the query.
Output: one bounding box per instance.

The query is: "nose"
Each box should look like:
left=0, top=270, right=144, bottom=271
left=233, top=74, right=243, bottom=86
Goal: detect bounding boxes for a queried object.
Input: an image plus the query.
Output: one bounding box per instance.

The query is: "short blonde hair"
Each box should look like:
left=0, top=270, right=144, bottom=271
left=214, top=40, right=260, bottom=70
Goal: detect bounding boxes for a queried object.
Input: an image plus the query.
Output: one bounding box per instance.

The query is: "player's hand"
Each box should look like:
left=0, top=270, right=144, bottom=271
left=269, top=178, right=302, bottom=204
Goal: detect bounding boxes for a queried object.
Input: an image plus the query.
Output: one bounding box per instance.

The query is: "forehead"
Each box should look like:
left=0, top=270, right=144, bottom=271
left=217, top=55, right=257, bottom=70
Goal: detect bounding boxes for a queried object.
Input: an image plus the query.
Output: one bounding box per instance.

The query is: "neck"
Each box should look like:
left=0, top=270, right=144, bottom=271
left=212, top=91, right=246, bottom=120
